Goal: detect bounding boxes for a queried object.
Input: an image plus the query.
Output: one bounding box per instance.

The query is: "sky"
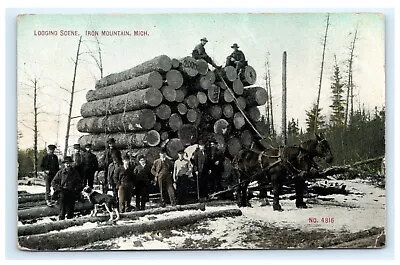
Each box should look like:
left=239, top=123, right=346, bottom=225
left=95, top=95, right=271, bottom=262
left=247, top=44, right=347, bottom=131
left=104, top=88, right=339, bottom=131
left=16, top=13, right=385, bottom=152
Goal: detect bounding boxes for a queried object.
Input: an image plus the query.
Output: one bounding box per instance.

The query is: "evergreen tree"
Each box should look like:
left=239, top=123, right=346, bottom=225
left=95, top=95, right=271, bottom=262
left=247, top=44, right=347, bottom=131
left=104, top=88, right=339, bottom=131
left=288, top=118, right=300, bottom=136
left=306, top=103, right=326, bottom=134
left=329, top=58, right=346, bottom=127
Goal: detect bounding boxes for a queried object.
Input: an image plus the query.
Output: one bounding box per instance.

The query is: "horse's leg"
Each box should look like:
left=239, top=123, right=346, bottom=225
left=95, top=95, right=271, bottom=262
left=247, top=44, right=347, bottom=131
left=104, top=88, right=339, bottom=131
left=271, top=174, right=283, bottom=211
left=295, top=172, right=307, bottom=208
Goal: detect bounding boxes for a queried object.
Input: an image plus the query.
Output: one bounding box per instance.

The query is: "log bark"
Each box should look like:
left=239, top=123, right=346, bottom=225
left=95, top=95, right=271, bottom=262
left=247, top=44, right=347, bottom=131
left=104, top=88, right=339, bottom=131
left=166, top=138, right=184, bottom=159
left=179, top=56, right=198, bottom=77
left=247, top=106, right=261, bottom=122
left=223, top=89, right=234, bottom=103
left=196, top=92, right=208, bottom=104
left=19, top=193, right=45, bottom=204
left=165, top=69, right=184, bottom=89
left=240, top=130, right=254, bottom=148
left=95, top=55, right=172, bottom=88
left=78, top=130, right=160, bottom=151
left=185, top=95, right=199, bottom=109
left=177, top=103, right=188, bottom=115
left=155, top=104, right=172, bottom=120
left=76, top=109, right=156, bottom=133
left=236, top=96, right=247, bottom=110
left=18, top=208, right=242, bottom=250
left=168, top=113, right=183, bottom=131
left=80, top=87, right=163, bottom=117
left=93, top=147, right=162, bottom=164
left=222, top=104, right=234, bottom=118
left=227, top=137, right=242, bottom=156
left=207, top=84, right=220, bottom=104
left=243, top=86, right=268, bottom=106
left=240, top=65, right=257, bottom=86
left=18, top=203, right=206, bottom=237
left=233, top=112, right=246, bottom=129
left=171, top=58, right=180, bottom=69
left=186, top=108, right=199, bottom=123
left=232, top=78, right=244, bottom=95
left=213, top=119, right=229, bottom=135
left=209, top=105, right=222, bottom=120
left=161, top=86, right=177, bottom=102
left=222, top=66, right=237, bottom=82
left=87, top=71, right=163, bottom=102
left=178, top=124, right=198, bottom=146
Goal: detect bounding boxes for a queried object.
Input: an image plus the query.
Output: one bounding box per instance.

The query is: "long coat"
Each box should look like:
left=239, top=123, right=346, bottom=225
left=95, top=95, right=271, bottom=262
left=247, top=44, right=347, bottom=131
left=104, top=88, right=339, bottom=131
left=51, top=167, right=83, bottom=193
left=82, top=151, right=99, bottom=176
left=40, top=153, right=60, bottom=176
left=191, top=148, right=206, bottom=175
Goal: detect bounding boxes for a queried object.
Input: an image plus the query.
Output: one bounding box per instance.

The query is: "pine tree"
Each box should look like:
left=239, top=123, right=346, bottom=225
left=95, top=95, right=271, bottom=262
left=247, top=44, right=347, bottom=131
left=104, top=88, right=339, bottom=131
left=329, top=57, right=346, bottom=127
left=306, top=103, right=326, bottom=134
left=288, top=118, right=299, bottom=137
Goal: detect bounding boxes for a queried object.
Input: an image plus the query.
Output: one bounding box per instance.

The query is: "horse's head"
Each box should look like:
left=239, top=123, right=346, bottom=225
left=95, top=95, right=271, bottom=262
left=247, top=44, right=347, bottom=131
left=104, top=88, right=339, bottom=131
left=314, top=133, right=333, bottom=163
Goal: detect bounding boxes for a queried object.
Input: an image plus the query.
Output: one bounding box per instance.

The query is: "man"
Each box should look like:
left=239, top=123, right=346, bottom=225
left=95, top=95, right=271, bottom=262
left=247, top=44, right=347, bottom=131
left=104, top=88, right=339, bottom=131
left=225, top=43, right=247, bottom=74
left=51, top=156, right=83, bottom=220
left=82, top=143, right=99, bottom=188
left=191, top=142, right=208, bottom=201
left=99, top=138, right=122, bottom=193
left=115, top=154, right=135, bottom=213
left=206, top=141, right=224, bottom=194
left=72, top=144, right=84, bottom=179
left=151, top=151, right=176, bottom=207
left=108, top=153, right=122, bottom=203
left=133, top=155, right=153, bottom=211
left=173, top=150, right=192, bottom=205
left=40, top=144, right=60, bottom=207
left=192, top=37, right=219, bottom=68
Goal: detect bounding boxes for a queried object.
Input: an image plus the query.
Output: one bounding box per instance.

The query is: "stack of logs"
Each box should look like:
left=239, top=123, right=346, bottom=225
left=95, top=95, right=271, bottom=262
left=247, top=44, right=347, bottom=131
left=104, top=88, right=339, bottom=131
left=78, top=55, right=264, bottom=161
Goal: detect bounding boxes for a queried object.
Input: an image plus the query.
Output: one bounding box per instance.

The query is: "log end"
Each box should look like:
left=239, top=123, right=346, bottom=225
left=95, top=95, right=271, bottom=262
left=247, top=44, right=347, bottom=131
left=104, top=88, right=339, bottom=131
left=139, top=109, right=157, bottom=130
left=149, top=71, right=164, bottom=89
left=145, top=130, right=161, bottom=147
left=158, top=55, right=173, bottom=72
left=145, top=88, right=163, bottom=107
left=166, top=69, right=184, bottom=89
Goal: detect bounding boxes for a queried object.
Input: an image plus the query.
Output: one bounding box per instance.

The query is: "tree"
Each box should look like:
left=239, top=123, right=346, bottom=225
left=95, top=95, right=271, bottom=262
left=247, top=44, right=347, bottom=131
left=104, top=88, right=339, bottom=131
left=329, top=56, right=346, bottom=127
left=306, top=103, right=326, bottom=134
left=344, top=28, right=358, bottom=127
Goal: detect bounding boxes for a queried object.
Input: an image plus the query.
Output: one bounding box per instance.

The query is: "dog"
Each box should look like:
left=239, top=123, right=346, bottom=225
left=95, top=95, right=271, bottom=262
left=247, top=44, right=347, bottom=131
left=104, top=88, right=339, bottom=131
left=81, top=186, right=120, bottom=221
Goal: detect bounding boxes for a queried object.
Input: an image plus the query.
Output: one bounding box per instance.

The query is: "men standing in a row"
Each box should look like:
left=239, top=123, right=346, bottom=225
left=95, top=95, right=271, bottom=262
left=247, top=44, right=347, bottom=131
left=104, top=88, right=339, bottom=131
left=191, top=142, right=207, bottom=201
left=82, top=143, right=99, bottom=188
left=151, top=151, right=176, bottom=207
left=173, top=150, right=192, bottom=205
left=100, top=138, right=122, bottom=193
left=225, top=43, right=247, bottom=74
left=134, top=155, right=153, bottom=211
left=40, top=144, right=60, bottom=207
left=51, top=156, right=83, bottom=220
left=192, top=37, right=220, bottom=68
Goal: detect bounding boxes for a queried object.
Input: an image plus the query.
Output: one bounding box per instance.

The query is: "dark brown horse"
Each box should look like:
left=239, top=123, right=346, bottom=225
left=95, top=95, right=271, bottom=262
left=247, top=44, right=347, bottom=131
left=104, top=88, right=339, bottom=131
left=232, top=133, right=333, bottom=211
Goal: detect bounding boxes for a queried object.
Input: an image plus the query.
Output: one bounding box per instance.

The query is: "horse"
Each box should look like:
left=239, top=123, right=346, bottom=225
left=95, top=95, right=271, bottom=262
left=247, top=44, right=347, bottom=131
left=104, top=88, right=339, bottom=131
left=232, top=133, right=333, bottom=211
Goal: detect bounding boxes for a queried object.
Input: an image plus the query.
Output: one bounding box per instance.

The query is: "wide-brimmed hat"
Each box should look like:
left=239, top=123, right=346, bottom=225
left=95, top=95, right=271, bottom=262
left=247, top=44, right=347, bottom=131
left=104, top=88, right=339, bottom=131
left=200, top=37, right=208, bottom=42
left=231, top=43, right=239, bottom=48
left=47, top=144, right=56, bottom=150
left=62, top=156, right=73, bottom=163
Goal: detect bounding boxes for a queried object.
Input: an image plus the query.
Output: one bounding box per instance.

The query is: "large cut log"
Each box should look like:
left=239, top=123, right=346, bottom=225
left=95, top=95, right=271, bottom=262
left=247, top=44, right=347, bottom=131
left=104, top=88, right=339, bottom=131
left=166, top=138, right=184, bottom=159
left=175, top=88, right=186, bottom=102
left=80, top=88, right=163, bottom=117
left=18, top=208, right=242, bottom=250
left=94, top=147, right=162, bottom=164
left=232, top=78, right=244, bottom=95
left=222, top=104, right=234, bottom=118
left=179, top=56, right=198, bottom=77
left=19, top=201, right=46, bottom=210
left=233, top=112, right=246, bottom=129
left=153, top=122, right=162, bottom=131
left=227, top=137, right=242, bottom=156
left=240, top=65, right=257, bottom=86
left=19, top=193, right=45, bottom=204
left=207, top=84, right=220, bottom=104
left=18, top=203, right=206, bottom=237
left=171, top=58, right=180, bottom=69
left=196, top=92, right=208, bottom=104
left=177, top=103, right=188, bottom=115
left=216, top=81, right=228, bottom=90
left=196, top=59, right=209, bottom=75
left=223, top=89, right=234, bottom=103
left=240, top=130, right=254, bottom=148
left=87, top=71, right=163, bottom=102
left=161, top=86, right=177, bottom=102
left=186, top=108, right=198, bottom=123
left=222, top=66, right=237, bottom=82
left=185, top=95, right=199, bottom=109
left=165, top=69, right=184, bottom=89
left=236, top=96, right=247, bottom=110
left=18, top=201, right=94, bottom=221
left=155, top=104, right=172, bottom=120
left=213, top=119, right=229, bottom=135
left=78, top=130, right=160, bottom=151
left=243, top=86, right=268, bottom=106
left=178, top=124, right=198, bottom=146
left=95, top=55, right=172, bottom=88
left=168, top=113, right=183, bottom=132
left=247, top=106, right=261, bottom=122
left=209, top=105, right=222, bottom=120
left=76, top=109, right=156, bottom=134
left=160, top=132, right=169, bottom=141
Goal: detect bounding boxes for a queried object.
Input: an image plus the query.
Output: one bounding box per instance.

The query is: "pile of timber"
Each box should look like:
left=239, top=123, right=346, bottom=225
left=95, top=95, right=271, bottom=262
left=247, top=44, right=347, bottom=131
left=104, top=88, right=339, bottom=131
left=78, top=55, right=262, bottom=160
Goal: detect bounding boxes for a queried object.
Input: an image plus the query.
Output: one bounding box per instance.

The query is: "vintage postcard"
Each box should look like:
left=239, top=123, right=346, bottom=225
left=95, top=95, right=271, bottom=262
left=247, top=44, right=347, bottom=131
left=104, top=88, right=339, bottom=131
left=16, top=13, right=386, bottom=251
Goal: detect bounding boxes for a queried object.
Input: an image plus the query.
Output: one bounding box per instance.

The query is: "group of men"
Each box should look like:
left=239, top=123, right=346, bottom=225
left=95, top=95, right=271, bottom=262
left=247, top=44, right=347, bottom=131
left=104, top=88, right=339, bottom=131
left=39, top=138, right=226, bottom=220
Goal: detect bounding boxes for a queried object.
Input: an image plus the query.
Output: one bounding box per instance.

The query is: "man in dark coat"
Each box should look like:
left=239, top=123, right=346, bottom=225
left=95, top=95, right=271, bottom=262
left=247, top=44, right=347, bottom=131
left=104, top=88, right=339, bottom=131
left=99, top=138, right=122, bottom=193
left=108, top=153, right=122, bottom=203
left=225, top=43, right=247, bottom=74
left=191, top=142, right=208, bottom=201
left=51, top=156, right=83, bottom=220
left=72, top=144, right=84, bottom=179
left=151, top=151, right=176, bottom=207
left=192, top=37, right=219, bottom=68
left=82, top=143, right=99, bottom=188
left=206, top=141, right=224, bottom=194
left=40, top=144, right=60, bottom=206
left=115, top=154, right=135, bottom=213
left=133, top=155, right=153, bottom=210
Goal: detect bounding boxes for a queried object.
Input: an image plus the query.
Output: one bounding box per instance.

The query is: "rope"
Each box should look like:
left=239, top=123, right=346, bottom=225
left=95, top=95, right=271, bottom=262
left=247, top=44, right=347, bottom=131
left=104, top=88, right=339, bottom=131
left=122, top=94, right=133, bottom=154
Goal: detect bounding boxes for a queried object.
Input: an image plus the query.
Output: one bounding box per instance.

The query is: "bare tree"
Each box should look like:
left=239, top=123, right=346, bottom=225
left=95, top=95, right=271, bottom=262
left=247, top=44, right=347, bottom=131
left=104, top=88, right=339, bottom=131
left=314, top=14, right=330, bottom=133
left=264, top=52, right=275, bottom=136
left=344, top=29, right=358, bottom=128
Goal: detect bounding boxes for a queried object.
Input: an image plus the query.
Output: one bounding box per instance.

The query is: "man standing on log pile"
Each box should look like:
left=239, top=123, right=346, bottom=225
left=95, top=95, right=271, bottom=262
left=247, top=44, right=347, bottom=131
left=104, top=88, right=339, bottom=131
left=191, top=142, right=208, bottom=202
left=108, top=153, right=122, bottom=205
left=99, top=138, right=122, bottom=194
left=173, top=150, right=192, bottom=205
left=51, top=156, right=83, bottom=220
left=151, top=150, right=176, bottom=207
left=115, top=154, right=135, bottom=213
left=206, top=141, right=224, bottom=194
left=40, top=144, right=60, bottom=207
left=225, top=43, right=247, bottom=74
left=133, top=155, right=153, bottom=211
left=82, top=143, right=98, bottom=188
left=192, top=37, right=220, bottom=69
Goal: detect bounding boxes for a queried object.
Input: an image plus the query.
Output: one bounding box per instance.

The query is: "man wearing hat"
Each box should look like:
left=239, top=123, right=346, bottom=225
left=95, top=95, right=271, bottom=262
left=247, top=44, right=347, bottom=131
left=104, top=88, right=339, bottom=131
left=72, top=144, right=84, bottom=180
left=225, top=43, right=247, bottom=74
left=51, top=156, right=83, bottom=220
left=190, top=141, right=208, bottom=201
left=173, top=150, right=192, bottom=205
left=99, top=138, right=122, bottom=193
left=40, top=144, right=60, bottom=206
left=151, top=150, right=176, bottom=207
left=133, top=154, right=153, bottom=211
left=82, top=143, right=99, bottom=188
left=192, top=37, right=220, bottom=68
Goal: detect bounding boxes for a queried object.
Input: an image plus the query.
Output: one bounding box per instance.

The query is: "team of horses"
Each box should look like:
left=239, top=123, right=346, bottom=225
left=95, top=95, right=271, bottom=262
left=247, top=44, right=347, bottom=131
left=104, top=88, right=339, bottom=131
left=232, top=133, right=333, bottom=211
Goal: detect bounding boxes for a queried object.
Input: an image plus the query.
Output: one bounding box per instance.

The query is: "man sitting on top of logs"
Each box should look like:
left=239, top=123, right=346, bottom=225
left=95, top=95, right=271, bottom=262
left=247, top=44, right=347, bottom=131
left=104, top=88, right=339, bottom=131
left=225, top=43, right=247, bottom=74
left=192, top=37, right=220, bottom=69
left=99, top=138, right=122, bottom=194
